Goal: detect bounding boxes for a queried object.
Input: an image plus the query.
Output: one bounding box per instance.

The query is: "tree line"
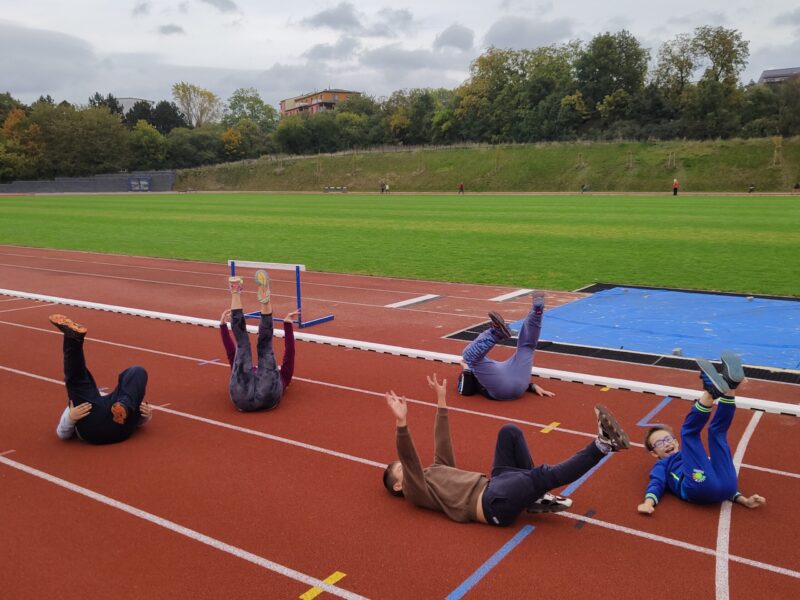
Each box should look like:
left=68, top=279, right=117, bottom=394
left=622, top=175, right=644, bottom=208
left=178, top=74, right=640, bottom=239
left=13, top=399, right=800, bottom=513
left=2, top=25, right=799, bottom=182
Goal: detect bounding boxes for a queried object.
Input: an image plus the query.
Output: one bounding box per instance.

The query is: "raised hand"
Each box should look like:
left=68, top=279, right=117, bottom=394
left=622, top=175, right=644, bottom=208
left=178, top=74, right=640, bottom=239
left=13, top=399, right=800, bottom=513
left=220, top=309, right=231, bottom=324
left=385, top=390, right=408, bottom=426
left=284, top=309, right=301, bottom=323
left=426, top=373, right=448, bottom=406
left=68, top=401, right=92, bottom=421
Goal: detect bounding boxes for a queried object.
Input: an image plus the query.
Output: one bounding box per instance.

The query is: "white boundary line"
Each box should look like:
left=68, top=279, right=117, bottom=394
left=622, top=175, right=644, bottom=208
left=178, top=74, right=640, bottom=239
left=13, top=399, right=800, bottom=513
left=489, top=289, right=533, bottom=302
left=715, top=411, right=763, bottom=600
left=1, top=287, right=797, bottom=416
left=384, top=294, right=441, bottom=309
left=0, top=455, right=368, bottom=600
left=0, top=302, right=54, bottom=314
left=3, top=364, right=797, bottom=582
left=1, top=326, right=797, bottom=480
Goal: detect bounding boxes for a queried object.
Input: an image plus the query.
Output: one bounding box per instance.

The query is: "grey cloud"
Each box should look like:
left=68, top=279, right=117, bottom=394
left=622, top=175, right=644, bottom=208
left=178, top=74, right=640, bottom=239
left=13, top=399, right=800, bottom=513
left=361, top=44, right=449, bottom=71
left=301, top=2, right=364, bottom=33
left=158, top=24, right=185, bottom=35
left=178, top=2, right=189, bottom=14
left=484, top=16, right=573, bottom=49
left=666, top=12, right=727, bottom=27
left=433, top=24, right=474, bottom=52
left=772, top=9, right=800, bottom=26
left=368, top=8, right=414, bottom=36
left=132, top=1, right=150, bottom=17
left=745, top=38, right=800, bottom=83
left=199, top=0, right=239, bottom=14
left=304, top=36, right=361, bottom=61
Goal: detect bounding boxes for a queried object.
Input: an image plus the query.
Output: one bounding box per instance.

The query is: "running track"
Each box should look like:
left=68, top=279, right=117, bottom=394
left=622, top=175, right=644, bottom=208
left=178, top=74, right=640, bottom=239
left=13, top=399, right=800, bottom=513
left=0, top=245, right=797, bottom=599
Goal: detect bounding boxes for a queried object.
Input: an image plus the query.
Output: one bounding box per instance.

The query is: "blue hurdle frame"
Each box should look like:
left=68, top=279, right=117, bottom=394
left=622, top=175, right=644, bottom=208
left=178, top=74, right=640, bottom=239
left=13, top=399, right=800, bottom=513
left=229, top=260, right=335, bottom=329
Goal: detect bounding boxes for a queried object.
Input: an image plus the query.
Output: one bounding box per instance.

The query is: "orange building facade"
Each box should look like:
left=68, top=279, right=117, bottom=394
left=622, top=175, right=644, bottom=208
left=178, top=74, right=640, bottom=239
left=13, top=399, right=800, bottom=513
left=279, top=89, right=359, bottom=116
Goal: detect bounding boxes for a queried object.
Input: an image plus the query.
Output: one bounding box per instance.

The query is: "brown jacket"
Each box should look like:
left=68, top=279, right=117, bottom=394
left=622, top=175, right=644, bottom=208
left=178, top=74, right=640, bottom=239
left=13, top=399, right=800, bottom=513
left=396, top=408, right=488, bottom=522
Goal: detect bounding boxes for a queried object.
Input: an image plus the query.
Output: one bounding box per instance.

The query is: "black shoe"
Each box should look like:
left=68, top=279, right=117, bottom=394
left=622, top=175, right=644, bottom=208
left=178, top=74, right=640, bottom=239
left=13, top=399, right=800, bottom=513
left=720, top=352, right=744, bottom=390
left=595, top=404, right=630, bottom=451
left=49, top=314, right=87, bottom=340
left=697, top=358, right=730, bottom=399
left=488, top=311, right=512, bottom=339
left=527, top=492, right=573, bottom=513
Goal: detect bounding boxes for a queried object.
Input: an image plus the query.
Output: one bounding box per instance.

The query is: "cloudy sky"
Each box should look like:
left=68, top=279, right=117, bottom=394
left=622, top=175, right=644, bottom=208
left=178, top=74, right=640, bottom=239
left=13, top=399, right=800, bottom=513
left=2, top=1, right=799, bottom=109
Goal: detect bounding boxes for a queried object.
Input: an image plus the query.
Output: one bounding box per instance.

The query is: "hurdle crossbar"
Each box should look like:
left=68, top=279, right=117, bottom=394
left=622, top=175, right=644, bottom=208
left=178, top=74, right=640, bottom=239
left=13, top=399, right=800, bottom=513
left=227, top=260, right=334, bottom=328
left=1, top=288, right=797, bottom=417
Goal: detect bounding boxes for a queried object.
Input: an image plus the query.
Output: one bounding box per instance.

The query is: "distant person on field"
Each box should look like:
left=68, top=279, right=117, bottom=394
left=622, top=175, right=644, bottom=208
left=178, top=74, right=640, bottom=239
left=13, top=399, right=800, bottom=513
left=50, top=315, right=151, bottom=444
left=748, top=184, right=755, bottom=194
left=383, top=373, right=630, bottom=526
left=580, top=183, right=588, bottom=194
left=385, top=183, right=390, bottom=194
left=672, top=178, right=680, bottom=196
left=457, top=291, right=553, bottom=401
left=220, top=271, right=298, bottom=412
left=380, top=181, right=386, bottom=194
left=637, top=353, right=765, bottom=516
left=793, top=182, right=799, bottom=192
left=458, top=182, right=465, bottom=195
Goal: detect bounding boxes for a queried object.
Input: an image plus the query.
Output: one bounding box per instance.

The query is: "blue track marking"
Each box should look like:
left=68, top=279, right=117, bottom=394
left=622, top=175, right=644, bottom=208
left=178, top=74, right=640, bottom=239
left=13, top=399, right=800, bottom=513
left=637, top=396, right=673, bottom=427
left=559, top=454, right=613, bottom=497
left=446, top=525, right=535, bottom=600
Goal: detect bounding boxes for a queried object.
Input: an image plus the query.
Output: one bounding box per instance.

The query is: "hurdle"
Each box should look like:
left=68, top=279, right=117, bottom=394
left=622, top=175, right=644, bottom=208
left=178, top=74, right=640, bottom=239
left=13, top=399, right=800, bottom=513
left=228, top=260, right=335, bottom=329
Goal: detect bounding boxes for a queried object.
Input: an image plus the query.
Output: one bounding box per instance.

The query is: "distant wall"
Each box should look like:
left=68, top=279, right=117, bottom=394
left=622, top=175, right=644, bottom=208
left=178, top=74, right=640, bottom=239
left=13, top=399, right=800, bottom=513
left=0, top=171, right=175, bottom=194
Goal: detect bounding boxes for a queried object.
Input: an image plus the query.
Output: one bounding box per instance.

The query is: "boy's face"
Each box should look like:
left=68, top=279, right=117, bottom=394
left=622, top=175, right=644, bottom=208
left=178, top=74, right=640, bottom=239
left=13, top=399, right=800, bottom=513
left=648, top=429, right=680, bottom=458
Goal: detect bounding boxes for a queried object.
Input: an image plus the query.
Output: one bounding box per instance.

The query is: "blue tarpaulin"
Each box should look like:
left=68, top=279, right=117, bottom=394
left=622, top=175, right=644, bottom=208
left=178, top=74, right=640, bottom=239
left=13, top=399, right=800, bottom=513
left=509, top=288, right=800, bottom=370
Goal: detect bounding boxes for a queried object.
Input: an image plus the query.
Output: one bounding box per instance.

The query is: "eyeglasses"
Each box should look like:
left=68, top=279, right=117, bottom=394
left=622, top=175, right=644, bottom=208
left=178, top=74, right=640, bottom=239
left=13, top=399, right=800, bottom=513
left=651, top=435, right=676, bottom=450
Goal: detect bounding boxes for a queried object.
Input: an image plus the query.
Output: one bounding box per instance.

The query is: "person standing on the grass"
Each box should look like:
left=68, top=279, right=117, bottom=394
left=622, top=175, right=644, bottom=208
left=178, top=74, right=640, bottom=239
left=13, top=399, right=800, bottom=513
left=50, top=314, right=152, bottom=444
left=637, top=353, right=766, bottom=515
left=458, top=182, right=465, bottom=195
left=457, top=290, right=553, bottom=401
left=221, top=270, right=298, bottom=412
left=382, top=374, right=631, bottom=526
left=672, top=178, right=680, bottom=196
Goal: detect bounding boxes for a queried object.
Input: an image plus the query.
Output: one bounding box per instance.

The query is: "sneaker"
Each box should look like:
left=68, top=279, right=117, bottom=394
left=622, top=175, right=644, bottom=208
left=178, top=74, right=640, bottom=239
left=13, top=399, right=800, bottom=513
left=111, top=402, right=128, bottom=425
left=488, top=311, right=512, bottom=340
left=526, top=492, right=573, bottom=513
left=594, top=404, right=630, bottom=451
left=228, top=276, right=244, bottom=294
left=532, top=290, right=545, bottom=313
left=697, top=358, right=730, bottom=399
left=48, top=314, right=87, bottom=339
left=720, top=352, right=744, bottom=390
left=255, top=269, right=271, bottom=304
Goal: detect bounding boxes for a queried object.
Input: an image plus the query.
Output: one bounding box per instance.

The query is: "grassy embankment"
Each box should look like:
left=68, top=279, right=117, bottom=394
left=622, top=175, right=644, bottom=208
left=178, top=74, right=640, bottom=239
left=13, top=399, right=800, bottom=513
left=176, top=137, right=800, bottom=193
left=1, top=194, right=798, bottom=297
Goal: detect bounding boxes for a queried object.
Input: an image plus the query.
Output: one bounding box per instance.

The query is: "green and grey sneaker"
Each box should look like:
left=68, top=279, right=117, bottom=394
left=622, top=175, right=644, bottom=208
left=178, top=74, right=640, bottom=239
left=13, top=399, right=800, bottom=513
left=720, top=352, right=744, bottom=390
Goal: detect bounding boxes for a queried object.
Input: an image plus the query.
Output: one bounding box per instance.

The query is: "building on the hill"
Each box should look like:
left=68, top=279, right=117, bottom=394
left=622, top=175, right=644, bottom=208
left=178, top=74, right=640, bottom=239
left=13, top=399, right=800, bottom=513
left=757, top=67, right=800, bottom=85
left=279, top=89, right=359, bottom=116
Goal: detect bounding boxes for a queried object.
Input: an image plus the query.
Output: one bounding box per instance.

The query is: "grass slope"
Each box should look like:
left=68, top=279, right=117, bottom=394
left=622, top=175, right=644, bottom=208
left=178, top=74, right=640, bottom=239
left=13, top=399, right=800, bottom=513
left=1, top=193, right=798, bottom=297
left=177, top=137, right=800, bottom=193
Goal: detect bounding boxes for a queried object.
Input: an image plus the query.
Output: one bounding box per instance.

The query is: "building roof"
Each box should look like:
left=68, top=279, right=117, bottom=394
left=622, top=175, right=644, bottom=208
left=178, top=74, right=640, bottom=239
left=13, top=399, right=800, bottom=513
left=758, top=67, right=800, bottom=83
left=280, top=89, right=359, bottom=104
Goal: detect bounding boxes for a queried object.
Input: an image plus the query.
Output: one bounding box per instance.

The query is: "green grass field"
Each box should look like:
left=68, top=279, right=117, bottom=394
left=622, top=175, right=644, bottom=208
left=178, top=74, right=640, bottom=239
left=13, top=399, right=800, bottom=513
left=1, top=193, right=799, bottom=297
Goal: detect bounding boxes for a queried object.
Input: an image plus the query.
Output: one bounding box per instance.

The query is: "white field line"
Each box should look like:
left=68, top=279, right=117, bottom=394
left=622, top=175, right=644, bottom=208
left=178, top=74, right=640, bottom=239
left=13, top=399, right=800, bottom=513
left=0, top=268, right=484, bottom=319
left=715, top=411, right=764, bottom=600
left=489, top=289, right=534, bottom=302
left=1, top=287, right=796, bottom=416
left=0, top=455, right=368, bottom=600
left=0, top=321, right=797, bottom=479
left=0, top=248, right=539, bottom=304
left=384, top=294, right=441, bottom=309
left=2, top=365, right=797, bottom=582
left=0, top=302, right=54, bottom=314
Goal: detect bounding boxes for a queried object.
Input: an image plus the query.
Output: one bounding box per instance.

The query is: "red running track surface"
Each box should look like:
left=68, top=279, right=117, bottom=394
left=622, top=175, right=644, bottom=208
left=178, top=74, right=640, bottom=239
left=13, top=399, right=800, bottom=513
left=0, top=245, right=798, bottom=599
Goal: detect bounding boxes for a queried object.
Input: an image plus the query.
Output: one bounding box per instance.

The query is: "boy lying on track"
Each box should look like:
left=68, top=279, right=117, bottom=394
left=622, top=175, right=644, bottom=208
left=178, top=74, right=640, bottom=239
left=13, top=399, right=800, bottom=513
left=383, top=373, right=630, bottom=526
left=457, top=290, right=553, bottom=400
left=50, top=315, right=151, bottom=444
left=221, top=270, right=298, bottom=412
left=638, top=353, right=766, bottom=515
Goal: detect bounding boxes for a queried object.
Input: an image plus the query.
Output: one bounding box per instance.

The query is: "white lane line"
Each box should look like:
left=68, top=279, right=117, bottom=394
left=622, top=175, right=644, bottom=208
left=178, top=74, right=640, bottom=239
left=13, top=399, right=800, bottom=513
left=0, top=297, right=25, bottom=303
left=0, top=449, right=15, bottom=456
left=489, top=289, right=533, bottom=302
left=556, top=510, right=799, bottom=580
left=0, top=302, right=54, bottom=314
left=1, top=290, right=794, bottom=416
left=2, top=364, right=798, bottom=580
left=0, top=455, right=368, bottom=600
left=2, top=321, right=798, bottom=475
left=384, top=294, right=442, bottom=309
left=715, top=411, right=764, bottom=600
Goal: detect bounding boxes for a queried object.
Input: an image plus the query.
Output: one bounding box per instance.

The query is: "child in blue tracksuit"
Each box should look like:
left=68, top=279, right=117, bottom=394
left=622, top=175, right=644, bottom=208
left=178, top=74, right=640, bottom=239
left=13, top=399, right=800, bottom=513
left=638, top=353, right=766, bottom=515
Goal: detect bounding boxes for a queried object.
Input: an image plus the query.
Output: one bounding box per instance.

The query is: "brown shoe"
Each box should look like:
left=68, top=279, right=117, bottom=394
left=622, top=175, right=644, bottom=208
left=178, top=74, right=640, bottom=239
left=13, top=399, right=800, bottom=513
left=111, top=402, right=128, bottom=425
left=49, top=314, right=87, bottom=339
left=594, top=404, right=630, bottom=451
left=488, top=311, right=512, bottom=339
